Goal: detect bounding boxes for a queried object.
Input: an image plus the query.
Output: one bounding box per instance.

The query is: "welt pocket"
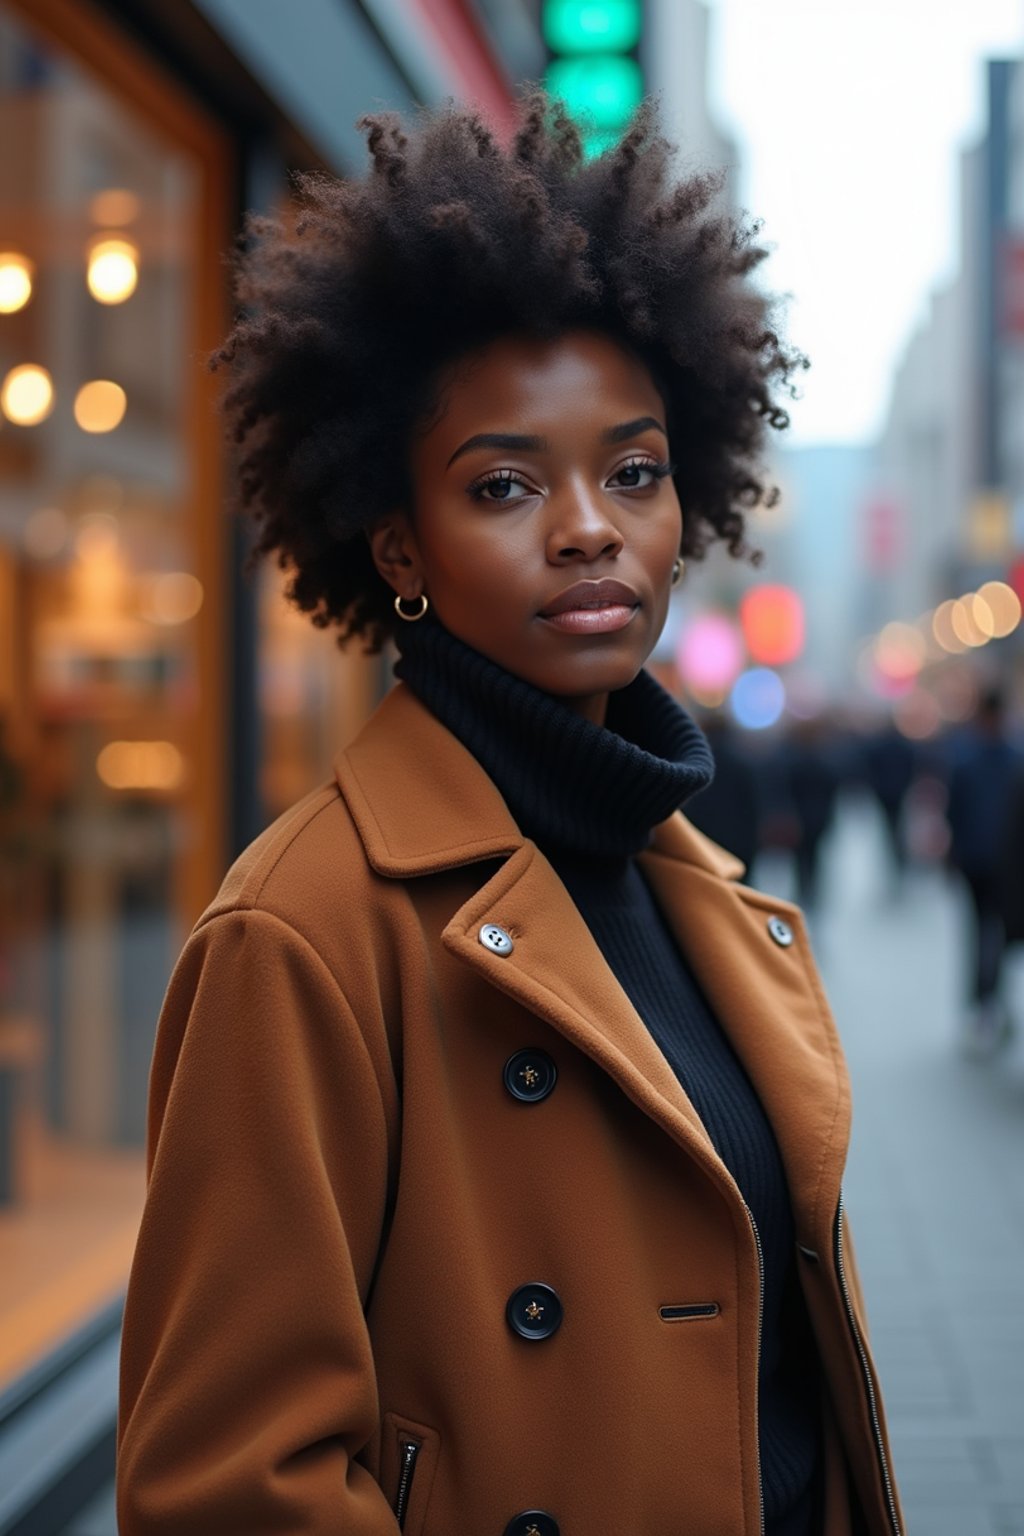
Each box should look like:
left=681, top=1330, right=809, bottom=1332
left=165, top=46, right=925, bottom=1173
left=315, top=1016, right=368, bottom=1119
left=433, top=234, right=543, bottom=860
left=381, top=1411, right=441, bottom=1535
left=659, top=1302, right=720, bottom=1321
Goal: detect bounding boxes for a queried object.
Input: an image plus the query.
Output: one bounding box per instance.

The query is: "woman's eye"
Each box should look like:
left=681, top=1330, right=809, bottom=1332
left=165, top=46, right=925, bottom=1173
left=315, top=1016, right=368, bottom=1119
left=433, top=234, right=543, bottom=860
left=469, top=471, right=533, bottom=503
left=610, top=458, right=667, bottom=490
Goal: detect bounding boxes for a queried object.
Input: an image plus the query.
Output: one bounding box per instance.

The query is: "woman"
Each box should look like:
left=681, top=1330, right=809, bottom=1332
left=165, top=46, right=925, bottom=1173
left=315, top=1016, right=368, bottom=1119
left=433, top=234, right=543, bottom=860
left=117, top=92, right=903, bottom=1536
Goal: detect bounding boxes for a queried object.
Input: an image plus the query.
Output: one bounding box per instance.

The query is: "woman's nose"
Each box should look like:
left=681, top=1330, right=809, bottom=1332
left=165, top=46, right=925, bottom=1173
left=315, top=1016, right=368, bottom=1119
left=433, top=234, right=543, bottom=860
left=546, top=481, right=624, bottom=564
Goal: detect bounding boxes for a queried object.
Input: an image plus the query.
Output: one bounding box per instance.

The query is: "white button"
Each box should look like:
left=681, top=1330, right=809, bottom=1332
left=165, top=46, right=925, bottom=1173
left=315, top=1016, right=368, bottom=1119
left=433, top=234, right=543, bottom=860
left=767, top=915, right=794, bottom=948
left=479, top=923, right=514, bottom=956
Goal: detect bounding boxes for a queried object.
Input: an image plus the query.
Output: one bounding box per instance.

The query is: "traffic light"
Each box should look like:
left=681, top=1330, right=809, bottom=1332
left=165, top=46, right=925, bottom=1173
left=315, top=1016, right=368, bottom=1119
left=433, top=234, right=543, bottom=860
left=541, top=0, right=644, bottom=159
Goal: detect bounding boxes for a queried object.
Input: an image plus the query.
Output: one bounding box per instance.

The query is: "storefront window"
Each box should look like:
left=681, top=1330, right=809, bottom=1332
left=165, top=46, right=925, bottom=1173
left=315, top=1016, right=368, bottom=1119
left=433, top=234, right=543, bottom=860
left=0, top=3, right=224, bottom=1388
left=258, top=568, right=386, bottom=819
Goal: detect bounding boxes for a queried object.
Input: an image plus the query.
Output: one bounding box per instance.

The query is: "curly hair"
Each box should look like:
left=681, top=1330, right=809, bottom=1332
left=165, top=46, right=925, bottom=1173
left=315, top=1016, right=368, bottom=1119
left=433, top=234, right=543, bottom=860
left=213, top=87, right=807, bottom=651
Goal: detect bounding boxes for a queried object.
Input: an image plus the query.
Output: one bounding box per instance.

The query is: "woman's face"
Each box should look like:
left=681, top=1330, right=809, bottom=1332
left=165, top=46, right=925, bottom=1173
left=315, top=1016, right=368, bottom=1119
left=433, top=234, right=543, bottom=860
left=371, top=329, right=683, bottom=725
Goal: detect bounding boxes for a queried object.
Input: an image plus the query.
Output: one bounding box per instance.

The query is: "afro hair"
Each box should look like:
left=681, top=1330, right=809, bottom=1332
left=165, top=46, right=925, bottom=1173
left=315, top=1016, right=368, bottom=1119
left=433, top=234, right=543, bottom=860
left=213, top=87, right=807, bottom=650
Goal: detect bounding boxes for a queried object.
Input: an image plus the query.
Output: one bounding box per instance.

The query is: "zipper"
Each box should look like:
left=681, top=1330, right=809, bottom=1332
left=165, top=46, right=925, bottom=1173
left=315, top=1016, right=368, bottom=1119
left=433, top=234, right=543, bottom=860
left=834, top=1194, right=901, bottom=1536
left=745, top=1204, right=766, bottom=1536
left=394, top=1437, right=421, bottom=1531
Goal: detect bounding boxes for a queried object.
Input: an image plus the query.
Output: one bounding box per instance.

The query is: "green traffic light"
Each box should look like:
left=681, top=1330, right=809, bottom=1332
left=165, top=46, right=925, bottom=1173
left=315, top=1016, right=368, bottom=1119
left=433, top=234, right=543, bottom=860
left=545, top=54, right=643, bottom=133
left=543, top=0, right=641, bottom=57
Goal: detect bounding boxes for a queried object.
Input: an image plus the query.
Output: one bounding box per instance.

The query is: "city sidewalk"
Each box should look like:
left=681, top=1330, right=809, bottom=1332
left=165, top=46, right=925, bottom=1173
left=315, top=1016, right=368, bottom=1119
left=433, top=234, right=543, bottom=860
left=802, top=794, right=1024, bottom=1536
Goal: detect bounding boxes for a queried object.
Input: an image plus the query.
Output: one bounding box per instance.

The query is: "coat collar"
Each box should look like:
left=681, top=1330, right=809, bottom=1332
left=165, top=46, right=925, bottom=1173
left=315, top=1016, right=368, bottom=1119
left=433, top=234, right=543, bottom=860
left=336, top=682, right=848, bottom=1245
left=335, top=682, right=744, bottom=882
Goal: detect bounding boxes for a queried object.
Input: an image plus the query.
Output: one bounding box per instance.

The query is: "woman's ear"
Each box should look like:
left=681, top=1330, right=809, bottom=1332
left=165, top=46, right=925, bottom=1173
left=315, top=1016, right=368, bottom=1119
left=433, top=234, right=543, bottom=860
left=367, top=511, right=423, bottom=600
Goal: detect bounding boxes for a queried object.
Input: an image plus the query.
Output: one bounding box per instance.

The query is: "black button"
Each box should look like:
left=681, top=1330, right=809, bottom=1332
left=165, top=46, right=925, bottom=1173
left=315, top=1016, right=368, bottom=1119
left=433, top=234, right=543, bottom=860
left=504, top=1512, right=559, bottom=1536
left=503, top=1049, right=557, bottom=1103
left=506, top=1283, right=563, bottom=1341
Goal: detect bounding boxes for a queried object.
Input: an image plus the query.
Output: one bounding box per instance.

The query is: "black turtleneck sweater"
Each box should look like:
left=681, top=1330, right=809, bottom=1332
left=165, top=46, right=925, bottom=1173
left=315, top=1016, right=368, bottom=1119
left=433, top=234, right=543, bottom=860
left=395, top=619, right=821, bottom=1536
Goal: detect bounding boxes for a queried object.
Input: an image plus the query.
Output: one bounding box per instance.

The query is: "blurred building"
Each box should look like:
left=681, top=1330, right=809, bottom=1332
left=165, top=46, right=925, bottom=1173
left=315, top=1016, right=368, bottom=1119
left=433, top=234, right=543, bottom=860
left=1004, top=55, right=1024, bottom=529
left=644, top=0, right=736, bottom=177
left=776, top=443, right=875, bottom=696
left=861, top=53, right=1024, bottom=726
left=0, top=1, right=544, bottom=1527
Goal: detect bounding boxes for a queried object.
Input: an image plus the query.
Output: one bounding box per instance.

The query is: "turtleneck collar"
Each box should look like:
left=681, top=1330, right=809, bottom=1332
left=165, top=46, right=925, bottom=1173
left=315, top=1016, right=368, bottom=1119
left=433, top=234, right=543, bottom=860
left=393, top=616, right=714, bottom=858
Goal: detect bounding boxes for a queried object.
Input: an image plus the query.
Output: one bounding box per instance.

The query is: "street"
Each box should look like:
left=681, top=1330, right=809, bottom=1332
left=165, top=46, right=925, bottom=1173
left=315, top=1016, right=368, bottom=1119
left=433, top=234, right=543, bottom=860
left=782, top=790, right=1024, bottom=1536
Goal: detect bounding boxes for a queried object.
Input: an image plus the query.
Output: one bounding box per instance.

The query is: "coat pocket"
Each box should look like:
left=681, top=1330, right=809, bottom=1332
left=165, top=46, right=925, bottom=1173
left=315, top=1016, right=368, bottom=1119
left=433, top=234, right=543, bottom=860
left=380, top=1411, right=441, bottom=1535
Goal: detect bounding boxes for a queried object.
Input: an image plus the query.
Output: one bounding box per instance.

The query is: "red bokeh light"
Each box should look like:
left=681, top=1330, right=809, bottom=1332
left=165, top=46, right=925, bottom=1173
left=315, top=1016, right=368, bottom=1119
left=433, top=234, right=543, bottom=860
left=739, top=585, right=805, bottom=667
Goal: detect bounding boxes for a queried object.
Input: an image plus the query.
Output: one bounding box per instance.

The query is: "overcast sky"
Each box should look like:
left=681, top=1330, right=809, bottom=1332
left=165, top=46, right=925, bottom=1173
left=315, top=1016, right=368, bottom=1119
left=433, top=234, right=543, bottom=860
left=705, top=0, right=1024, bottom=447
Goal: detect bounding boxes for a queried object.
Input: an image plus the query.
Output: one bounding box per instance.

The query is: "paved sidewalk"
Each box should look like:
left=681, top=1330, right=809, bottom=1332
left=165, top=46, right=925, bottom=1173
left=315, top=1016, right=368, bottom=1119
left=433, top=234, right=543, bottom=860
left=770, top=792, right=1024, bottom=1536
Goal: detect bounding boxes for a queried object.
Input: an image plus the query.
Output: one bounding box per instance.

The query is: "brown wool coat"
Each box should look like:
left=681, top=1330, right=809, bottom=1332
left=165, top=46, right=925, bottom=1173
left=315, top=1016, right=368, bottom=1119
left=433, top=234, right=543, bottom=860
left=116, top=682, right=904, bottom=1536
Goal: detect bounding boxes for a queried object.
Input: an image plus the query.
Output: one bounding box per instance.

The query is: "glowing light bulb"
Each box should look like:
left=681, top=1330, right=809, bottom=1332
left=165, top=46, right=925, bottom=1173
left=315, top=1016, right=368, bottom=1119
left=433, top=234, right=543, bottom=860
left=86, top=237, right=138, bottom=304
left=74, top=379, right=127, bottom=433
left=976, top=581, right=1021, bottom=638
left=1, top=364, right=54, bottom=426
left=0, top=252, right=33, bottom=313
left=140, top=572, right=204, bottom=625
left=875, top=621, right=926, bottom=684
left=88, top=189, right=140, bottom=226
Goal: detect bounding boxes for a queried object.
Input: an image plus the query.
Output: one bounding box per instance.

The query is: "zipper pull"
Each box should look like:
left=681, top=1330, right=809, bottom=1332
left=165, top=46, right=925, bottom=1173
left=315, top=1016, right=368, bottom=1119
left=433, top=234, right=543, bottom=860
left=395, top=1437, right=422, bottom=1530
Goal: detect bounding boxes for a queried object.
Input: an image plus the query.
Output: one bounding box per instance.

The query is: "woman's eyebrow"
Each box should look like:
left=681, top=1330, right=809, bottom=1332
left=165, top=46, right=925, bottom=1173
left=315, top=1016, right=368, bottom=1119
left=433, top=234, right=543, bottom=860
left=446, top=416, right=667, bottom=469
left=447, top=432, right=545, bottom=468
left=602, top=415, right=667, bottom=445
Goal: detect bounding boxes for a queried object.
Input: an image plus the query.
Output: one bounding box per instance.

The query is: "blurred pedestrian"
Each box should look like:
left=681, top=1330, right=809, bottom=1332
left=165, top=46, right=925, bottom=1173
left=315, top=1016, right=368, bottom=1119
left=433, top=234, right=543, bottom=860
left=117, top=91, right=902, bottom=1535
left=684, top=711, right=761, bottom=873
left=998, top=757, right=1024, bottom=957
left=945, top=685, right=1022, bottom=1054
left=785, top=717, right=841, bottom=910
left=861, top=718, right=916, bottom=895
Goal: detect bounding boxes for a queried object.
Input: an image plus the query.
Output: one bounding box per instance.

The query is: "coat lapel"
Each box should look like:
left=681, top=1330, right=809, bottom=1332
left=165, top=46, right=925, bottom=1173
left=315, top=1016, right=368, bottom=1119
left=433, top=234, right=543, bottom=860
left=639, top=819, right=851, bottom=1240
left=337, top=683, right=850, bottom=1234
left=440, top=840, right=731, bottom=1183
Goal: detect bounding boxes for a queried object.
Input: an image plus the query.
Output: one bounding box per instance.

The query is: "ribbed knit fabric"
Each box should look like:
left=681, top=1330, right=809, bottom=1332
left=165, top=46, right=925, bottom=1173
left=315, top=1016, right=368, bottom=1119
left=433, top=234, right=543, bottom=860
left=394, top=618, right=821, bottom=1535
left=394, top=615, right=714, bottom=856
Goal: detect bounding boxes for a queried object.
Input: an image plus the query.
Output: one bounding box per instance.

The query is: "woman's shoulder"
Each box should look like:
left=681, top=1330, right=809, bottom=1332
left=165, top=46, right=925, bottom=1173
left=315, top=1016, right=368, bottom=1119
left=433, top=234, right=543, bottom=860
left=199, top=775, right=378, bottom=950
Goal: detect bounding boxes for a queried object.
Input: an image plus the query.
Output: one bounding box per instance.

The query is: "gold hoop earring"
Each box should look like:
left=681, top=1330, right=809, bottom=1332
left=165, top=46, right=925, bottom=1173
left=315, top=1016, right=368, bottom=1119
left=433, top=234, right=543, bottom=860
left=671, top=558, right=685, bottom=589
left=394, top=592, right=429, bottom=623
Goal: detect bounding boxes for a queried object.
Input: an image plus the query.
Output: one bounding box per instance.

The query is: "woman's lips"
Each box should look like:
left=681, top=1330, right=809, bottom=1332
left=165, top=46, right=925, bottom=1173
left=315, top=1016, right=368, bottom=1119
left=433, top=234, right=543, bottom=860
left=541, top=604, right=638, bottom=634
left=538, top=578, right=641, bottom=634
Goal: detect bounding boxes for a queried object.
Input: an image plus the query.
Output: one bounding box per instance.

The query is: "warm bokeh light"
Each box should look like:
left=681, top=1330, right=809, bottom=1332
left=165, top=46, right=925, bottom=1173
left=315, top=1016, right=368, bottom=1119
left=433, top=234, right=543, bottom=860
left=1, top=363, right=54, bottom=426
left=858, top=639, right=913, bottom=700
left=875, top=621, right=926, bottom=684
left=0, top=251, right=33, bottom=313
left=86, top=237, right=138, bottom=303
left=950, top=594, right=991, bottom=647
left=75, top=512, right=119, bottom=559
left=730, top=667, right=786, bottom=729
left=88, top=188, right=141, bottom=226
left=73, top=379, right=127, bottom=433
left=96, top=740, right=184, bottom=791
left=976, top=580, right=1021, bottom=638
left=739, top=585, right=805, bottom=667
left=675, top=612, right=745, bottom=693
left=685, top=681, right=730, bottom=710
left=23, top=506, right=70, bottom=560
left=71, top=514, right=128, bottom=621
left=140, top=571, right=204, bottom=625
left=932, top=599, right=968, bottom=654
left=893, top=689, right=942, bottom=740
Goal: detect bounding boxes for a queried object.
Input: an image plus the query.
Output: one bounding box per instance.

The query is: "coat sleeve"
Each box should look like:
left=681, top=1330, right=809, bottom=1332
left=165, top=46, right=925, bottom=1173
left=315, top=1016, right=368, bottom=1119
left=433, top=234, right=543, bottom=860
left=116, top=907, right=400, bottom=1535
